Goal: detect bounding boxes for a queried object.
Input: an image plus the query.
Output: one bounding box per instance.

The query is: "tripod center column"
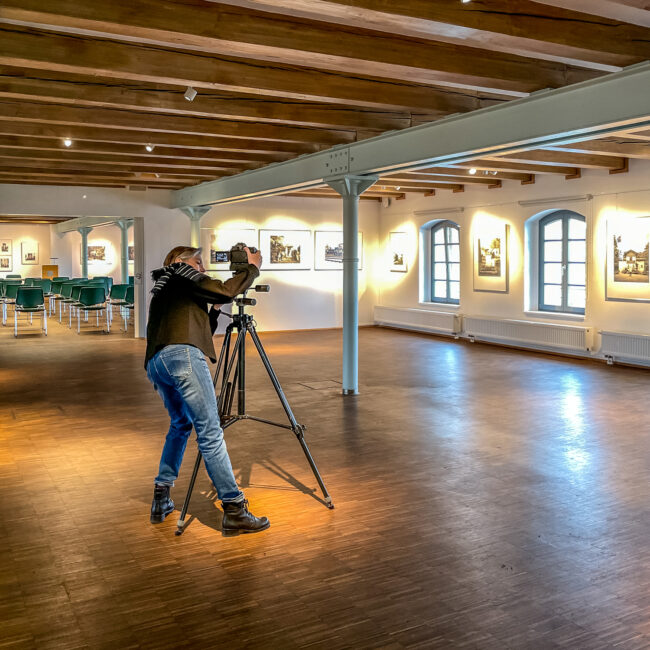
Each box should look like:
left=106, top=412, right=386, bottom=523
left=325, top=174, right=378, bottom=396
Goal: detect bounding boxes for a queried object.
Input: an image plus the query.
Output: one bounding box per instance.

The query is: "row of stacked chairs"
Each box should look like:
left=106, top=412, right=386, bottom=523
left=0, top=276, right=135, bottom=336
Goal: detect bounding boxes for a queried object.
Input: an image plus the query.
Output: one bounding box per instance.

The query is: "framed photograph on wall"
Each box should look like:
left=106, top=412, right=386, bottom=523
left=259, top=230, right=312, bottom=270
left=473, top=223, right=509, bottom=292
left=314, top=231, right=363, bottom=270
left=21, top=241, right=39, bottom=265
left=128, top=245, right=135, bottom=262
left=0, top=256, right=11, bottom=271
left=202, top=228, right=256, bottom=270
left=389, top=231, right=408, bottom=272
left=88, top=245, right=106, bottom=262
left=0, top=239, right=11, bottom=255
left=605, top=216, right=650, bottom=302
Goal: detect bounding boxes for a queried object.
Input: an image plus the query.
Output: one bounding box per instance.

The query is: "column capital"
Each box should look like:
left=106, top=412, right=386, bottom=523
left=77, top=226, right=93, bottom=236
left=115, top=218, right=134, bottom=231
left=180, top=206, right=211, bottom=222
left=325, top=174, right=378, bottom=198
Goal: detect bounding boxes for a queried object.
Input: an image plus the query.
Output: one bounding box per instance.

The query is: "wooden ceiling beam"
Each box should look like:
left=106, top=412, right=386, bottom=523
left=0, top=147, right=260, bottom=171
left=214, top=0, right=649, bottom=68
left=547, top=138, right=650, bottom=159
left=0, top=171, right=194, bottom=187
left=378, top=181, right=465, bottom=192
left=1, top=179, right=185, bottom=189
left=281, top=191, right=380, bottom=201
left=488, top=150, right=628, bottom=169
left=0, top=26, right=500, bottom=113
left=383, top=173, right=501, bottom=186
left=0, top=71, right=413, bottom=132
left=0, top=0, right=605, bottom=95
left=0, top=134, right=292, bottom=164
left=0, top=157, right=237, bottom=178
left=447, top=160, right=581, bottom=176
left=0, top=166, right=208, bottom=180
left=0, top=120, right=319, bottom=154
left=403, top=166, right=534, bottom=182
left=0, top=98, right=352, bottom=146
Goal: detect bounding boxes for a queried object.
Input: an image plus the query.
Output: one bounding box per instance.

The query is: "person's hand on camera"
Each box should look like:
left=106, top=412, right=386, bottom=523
left=245, top=246, right=262, bottom=269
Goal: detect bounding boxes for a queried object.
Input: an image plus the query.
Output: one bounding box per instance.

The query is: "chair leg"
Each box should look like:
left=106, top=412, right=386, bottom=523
left=14, top=310, right=17, bottom=337
left=106, top=307, right=110, bottom=333
left=44, top=309, right=47, bottom=335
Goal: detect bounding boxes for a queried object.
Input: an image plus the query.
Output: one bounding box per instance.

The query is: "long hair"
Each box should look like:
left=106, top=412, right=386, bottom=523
left=163, top=246, right=201, bottom=266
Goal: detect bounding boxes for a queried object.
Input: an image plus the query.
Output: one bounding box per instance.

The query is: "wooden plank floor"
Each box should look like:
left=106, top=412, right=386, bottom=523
left=0, top=317, right=649, bottom=649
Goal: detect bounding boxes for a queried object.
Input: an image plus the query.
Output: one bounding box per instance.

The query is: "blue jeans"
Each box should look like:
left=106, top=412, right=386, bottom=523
left=146, top=344, right=244, bottom=504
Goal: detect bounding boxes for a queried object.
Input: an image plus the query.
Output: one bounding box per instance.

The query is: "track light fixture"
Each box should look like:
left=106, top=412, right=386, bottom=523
left=184, top=86, right=198, bottom=101
left=63, top=138, right=72, bottom=147
left=145, top=144, right=155, bottom=152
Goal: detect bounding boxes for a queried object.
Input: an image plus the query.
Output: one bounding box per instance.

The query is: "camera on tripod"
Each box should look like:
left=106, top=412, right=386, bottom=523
left=211, top=242, right=258, bottom=272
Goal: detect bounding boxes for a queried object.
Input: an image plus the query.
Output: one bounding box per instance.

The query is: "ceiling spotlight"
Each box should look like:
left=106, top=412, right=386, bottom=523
left=145, top=144, right=155, bottom=152
left=82, top=195, right=87, bottom=199
left=469, top=168, right=477, bottom=175
left=63, top=138, right=72, bottom=147
left=491, top=171, right=498, bottom=175
left=184, top=86, right=198, bottom=102
left=461, top=0, right=471, bottom=3
left=395, top=186, right=401, bottom=190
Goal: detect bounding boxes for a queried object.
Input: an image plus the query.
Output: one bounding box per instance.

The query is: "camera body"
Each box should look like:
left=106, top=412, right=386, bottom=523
left=212, top=242, right=257, bottom=272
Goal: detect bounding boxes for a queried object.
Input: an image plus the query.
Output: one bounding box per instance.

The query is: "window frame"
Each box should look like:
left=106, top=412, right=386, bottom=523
left=430, top=220, right=460, bottom=305
left=538, top=210, right=586, bottom=315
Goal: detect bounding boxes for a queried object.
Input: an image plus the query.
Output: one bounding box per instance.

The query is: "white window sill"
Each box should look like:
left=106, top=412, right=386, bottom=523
left=524, top=310, right=585, bottom=323
left=418, top=302, right=460, bottom=310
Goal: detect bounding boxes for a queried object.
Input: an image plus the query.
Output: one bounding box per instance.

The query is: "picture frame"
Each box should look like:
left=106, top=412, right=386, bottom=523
left=0, top=256, right=12, bottom=271
left=473, top=223, right=509, bottom=293
left=314, top=231, right=363, bottom=270
left=259, top=229, right=312, bottom=270
left=0, top=239, right=11, bottom=256
left=88, top=245, right=106, bottom=262
left=605, top=216, right=650, bottom=302
left=21, top=241, right=39, bottom=265
left=128, top=245, right=135, bottom=262
left=389, top=231, right=408, bottom=272
left=202, top=228, right=257, bottom=270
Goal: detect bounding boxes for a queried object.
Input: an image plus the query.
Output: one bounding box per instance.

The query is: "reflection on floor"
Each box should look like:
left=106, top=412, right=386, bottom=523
left=0, top=326, right=648, bottom=648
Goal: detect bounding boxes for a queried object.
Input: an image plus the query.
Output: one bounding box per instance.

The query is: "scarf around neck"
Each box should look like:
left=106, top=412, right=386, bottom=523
left=150, top=262, right=207, bottom=296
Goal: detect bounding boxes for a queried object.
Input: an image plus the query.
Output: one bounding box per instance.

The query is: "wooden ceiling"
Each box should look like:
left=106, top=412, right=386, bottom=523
left=0, top=0, right=648, bottom=201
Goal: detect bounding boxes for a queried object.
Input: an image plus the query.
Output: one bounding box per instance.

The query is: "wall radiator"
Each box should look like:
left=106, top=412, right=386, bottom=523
left=600, top=331, right=650, bottom=365
left=464, top=317, right=593, bottom=352
left=374, top=306, right=461, bottom=335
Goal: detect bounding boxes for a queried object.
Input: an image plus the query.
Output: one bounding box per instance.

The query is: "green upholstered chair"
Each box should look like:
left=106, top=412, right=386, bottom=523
left=2, top=282, right=21, bottom=325
left=52, top=277, right=69, bottom=281
left=107, top=283, right=129, bottom=324
left=6, top=274, right=21, bottom=279
left=121, top=285, right=135, bottom=331
left=128, top=276, right=134, bottom=286
left=75, top=286, right=109, bottom=334
left=14, top=287, right=47, bottom=337
left=23, top=278, right=35, bottom=287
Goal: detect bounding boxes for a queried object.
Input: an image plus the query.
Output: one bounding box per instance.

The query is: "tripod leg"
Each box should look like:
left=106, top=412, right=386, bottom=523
left=175, top=450, right=203, bottom=536
left=248, top=325, right=334, bottom=509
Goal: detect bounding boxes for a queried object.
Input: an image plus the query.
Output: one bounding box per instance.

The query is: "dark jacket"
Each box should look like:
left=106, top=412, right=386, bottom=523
left=145, top=264, right=259, bottom=368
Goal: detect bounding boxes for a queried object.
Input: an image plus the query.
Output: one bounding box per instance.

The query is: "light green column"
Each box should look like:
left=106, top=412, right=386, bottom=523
left=115, top=219, right=133, bottom=284
left=325, top=175, right=378, bottom=395
left=77, top=226, right=93, bottom=278
left=180, top=206, right=211, bottom=248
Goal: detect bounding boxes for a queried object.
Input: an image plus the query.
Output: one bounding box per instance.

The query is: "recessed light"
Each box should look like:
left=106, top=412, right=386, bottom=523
left=82, top=195, right=87, bottom=199
left=145, top=144, right=155, bottom=152
left=469, top=168, right=477, bottom=175
left=184, top=86, right=197, bottom=101
left=63, top=138, right=72, bottom=147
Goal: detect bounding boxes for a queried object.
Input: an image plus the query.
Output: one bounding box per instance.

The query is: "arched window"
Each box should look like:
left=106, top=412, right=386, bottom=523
left=539, top=210, right=586, bottom=314
left=431, top=220, right=460, bottom=304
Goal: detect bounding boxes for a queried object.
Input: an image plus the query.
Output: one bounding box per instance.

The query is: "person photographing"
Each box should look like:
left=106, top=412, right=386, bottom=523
left=145, top=245, right=269, bottom=534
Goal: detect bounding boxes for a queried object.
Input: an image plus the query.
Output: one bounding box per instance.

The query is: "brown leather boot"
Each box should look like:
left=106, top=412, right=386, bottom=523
left=222, top=499, right=270, bottom=534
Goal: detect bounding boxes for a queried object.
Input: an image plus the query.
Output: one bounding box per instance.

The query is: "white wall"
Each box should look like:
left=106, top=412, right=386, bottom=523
left=199, top=196, right=380, bottom=331
left=0, top=223, right=51, bottom=278
left=0, top=184, right=380, bottom=332
left=377, top=159, right=650, bottom=341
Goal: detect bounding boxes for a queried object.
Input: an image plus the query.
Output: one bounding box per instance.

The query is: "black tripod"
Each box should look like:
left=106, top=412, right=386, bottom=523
left=175, top=290, right=334, bottom=536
